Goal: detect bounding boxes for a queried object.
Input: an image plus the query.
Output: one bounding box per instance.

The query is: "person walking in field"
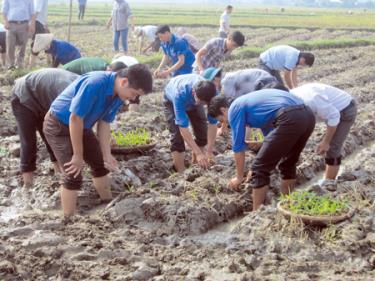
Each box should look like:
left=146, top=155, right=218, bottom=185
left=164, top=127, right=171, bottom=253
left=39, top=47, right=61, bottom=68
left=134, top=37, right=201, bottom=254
left=62, top=57, right=128, bottom=75
left=258, top=45, right=314, bottom=89
left=154, top=25, right=195, bottom=78
left=11, top=68, right=79, bottom=188
left=290, top=83, right=357, bottom=187
left=208, top=88, right=315, bottom=211
left=33, top=34, right=81, bottom=67
left=29, top=0, right=50, bottom=67
left=219, top=5, right=233, bottom=38
left=2, top=0, right=36, bottom=69
left=134, top=25, right=160, bottom=54
left=164, top=74, right=217, bottom=173
left=43, top=64, right=153, bottom=217
left=194, top=31, right=245, bottom=74
left=107, top=0, right=133, bottom=54
left=78, top=0, right=87, bottom=20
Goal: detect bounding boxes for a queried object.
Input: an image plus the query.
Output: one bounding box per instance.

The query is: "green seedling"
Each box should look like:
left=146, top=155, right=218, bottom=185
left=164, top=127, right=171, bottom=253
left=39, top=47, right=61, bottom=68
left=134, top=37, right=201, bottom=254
left=249, top=128, right=264, bottom=142
left=280, top=190, right=349, bottom=216
left=112, top=128, right=151, bottom=147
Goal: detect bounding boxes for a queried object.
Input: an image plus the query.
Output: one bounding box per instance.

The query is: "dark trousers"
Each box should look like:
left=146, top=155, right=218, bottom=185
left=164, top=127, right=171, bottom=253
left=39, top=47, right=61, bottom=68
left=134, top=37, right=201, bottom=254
left=11, top=95, right=56, bottom=172
left=250, top=105, right=315, bottom=188
left=78, top=5, right=86, bottom=20
left=258, top=59, right=284, bottom=86
left=164, top=100, right=208, bottom=152
left=43, top=112, right=109, bottom=190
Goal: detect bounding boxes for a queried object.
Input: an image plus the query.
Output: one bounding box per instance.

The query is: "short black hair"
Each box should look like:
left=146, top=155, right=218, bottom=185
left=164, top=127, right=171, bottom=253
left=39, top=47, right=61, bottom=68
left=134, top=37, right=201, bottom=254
left=226, top=5, right=233, bottom=9
left=194, top=80, right=217, bottom=104
left=208, top=96, right=232, bottom=118
left=229, top=31, right=245, bottom=47
left=260, top=81, right=290, bottom=92
left=109, top=61, right=127, bottom=72
left=117, top=64, right=153, bottom=94
left=299, top=52, right=315, bottom=67
left=156, top=25, right=170, bottom=35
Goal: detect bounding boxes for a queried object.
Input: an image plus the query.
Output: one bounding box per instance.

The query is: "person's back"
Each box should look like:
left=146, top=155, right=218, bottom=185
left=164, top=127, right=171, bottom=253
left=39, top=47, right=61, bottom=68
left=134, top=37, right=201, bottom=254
left=165, top=73, right=203, bottom=102
left=260, top=45, right=300, bottom=71
left=63, top=57, right=109, bottom=75
left=47, top=39, right=81, bottom=66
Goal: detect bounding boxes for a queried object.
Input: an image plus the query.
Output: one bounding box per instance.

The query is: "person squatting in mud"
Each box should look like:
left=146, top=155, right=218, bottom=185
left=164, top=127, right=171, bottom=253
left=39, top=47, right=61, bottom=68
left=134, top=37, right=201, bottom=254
left=11, top=68, right=79, bottom=188
left=163, top=73, right=218, bottom=173
left=43, top=64, right=153, bottom=217
left=258, top=45, right=315, bottom=89
left=290, top=82, right=357, bottom=187
left=208, top=87, right=316, bottom=211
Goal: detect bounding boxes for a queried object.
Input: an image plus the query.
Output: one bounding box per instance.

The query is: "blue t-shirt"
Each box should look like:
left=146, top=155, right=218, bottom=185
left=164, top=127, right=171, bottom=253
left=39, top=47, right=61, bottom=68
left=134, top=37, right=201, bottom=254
left=46, top=39, right=81, bottom=66
left=229, top=89, right=304, bottom=153
left=161, top=33, right=195, bottom=77
left=164, top=74, right=217, bottom=128
left=50, top=71, right=123, bottom=129
left=260, top=45, right=300, bottom=71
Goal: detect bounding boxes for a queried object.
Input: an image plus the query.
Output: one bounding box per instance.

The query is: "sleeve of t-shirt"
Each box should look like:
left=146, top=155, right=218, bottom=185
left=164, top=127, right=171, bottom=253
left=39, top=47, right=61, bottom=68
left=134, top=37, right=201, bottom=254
left=284, top=51, right=299, bottom=70
left=221, top=76, right=236, bottom=98
left=173, top=92, right=189, bottom=128
left=229, top=109, right=247, bottom=153
left=174, top=39, right=189, bottom=57
left=69, top=78, right=100, bottom=119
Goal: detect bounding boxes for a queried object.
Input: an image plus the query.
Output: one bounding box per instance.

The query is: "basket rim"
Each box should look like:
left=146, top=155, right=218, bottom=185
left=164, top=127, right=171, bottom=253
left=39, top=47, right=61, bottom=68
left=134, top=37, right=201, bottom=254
left=110, top=141, right=156, bottom=154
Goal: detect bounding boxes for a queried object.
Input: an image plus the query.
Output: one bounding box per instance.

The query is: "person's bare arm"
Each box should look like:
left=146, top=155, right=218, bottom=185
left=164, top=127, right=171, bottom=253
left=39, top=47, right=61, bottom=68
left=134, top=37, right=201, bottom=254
left=195, top=47, right=208, bottom=73
left=154, top=54, right=169, bottom=77
left=283, top=70, right=293, bottom=89
left=179, top=127, right=209, bottom=169
left=97, top=120, right=118, bottom=171
left=159, top=54, right=185, bottom=78
left=206, top=123, right=217, bottom=158
left=64, top=114, right=84, bottom=178
left=143, top=41, right=154, bottom=53
left=106, top=16, right=112, bottom=29
left=229, top=151, right=245, bottom=189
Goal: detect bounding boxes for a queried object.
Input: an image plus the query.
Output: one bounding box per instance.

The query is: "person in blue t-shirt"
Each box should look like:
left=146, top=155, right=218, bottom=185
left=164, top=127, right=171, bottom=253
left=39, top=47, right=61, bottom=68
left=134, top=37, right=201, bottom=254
left=45, top=39, right=82, bottom=67
left=164, top=74, right=217, bottom=172
left=43, top=64, right=153, bottom=217
left=258, top=45, right=314, bottom=89
left=154, top=25, right=195, bottom=78
left=208, top=86, right=315, bottom=211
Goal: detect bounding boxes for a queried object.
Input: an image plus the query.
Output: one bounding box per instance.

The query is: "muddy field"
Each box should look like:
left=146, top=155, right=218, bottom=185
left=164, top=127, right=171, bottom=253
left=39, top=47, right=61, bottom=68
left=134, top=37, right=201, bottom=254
left=0, top=25, right=375, bottom=281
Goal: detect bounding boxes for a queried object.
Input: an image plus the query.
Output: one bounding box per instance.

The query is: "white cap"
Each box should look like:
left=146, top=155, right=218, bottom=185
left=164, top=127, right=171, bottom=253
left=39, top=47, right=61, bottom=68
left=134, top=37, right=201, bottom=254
left=111, top=55, right=139, bottom=67
left=33, top=33, right=54, bottom=53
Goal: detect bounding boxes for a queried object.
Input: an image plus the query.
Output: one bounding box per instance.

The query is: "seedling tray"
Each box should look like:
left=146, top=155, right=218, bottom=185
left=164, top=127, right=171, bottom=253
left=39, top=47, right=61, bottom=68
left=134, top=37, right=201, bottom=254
left=111, top=141, right=156, bottom=154
left=277, top=201, right=355, bottom=226
left=246, top=141, right=263, bottom=153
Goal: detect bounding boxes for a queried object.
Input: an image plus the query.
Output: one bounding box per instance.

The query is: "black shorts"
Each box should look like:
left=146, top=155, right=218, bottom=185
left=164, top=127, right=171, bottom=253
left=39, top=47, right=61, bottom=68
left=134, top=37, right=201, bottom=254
left=0, top=32, right=6, bottom=54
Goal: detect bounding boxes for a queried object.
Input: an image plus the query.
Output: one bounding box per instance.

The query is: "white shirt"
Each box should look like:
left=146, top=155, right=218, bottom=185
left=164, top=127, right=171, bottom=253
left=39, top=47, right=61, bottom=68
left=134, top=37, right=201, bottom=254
left=111, top=55, right=139, bottom=67
left=291, top=83, right=352, bottom=126
left=142, top=25, right=157, bottom=41
left=219, top=11, right=230, bottom=33
left=34, top=0, right=48, bottom=25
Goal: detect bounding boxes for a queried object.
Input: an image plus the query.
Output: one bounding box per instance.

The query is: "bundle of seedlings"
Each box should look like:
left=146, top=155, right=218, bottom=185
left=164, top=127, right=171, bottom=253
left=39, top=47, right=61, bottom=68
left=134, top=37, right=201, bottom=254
left=111, top=128, right=155, bottom=154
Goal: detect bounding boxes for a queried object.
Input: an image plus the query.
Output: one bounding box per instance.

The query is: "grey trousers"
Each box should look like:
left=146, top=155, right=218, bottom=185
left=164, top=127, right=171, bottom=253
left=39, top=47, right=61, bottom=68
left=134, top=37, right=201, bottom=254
left=6, top=22, right=29, bottom=68
left=326, top=100, right=357, bottom=160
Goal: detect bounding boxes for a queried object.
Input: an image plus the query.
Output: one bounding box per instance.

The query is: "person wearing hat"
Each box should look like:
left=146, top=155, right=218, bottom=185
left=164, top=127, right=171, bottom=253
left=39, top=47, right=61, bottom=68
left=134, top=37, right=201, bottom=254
left=43, top=64, right=153, bottom=217
left=176, top=27, right=201, bottom=54
left=134, top=25, right=160, bottom=54
left=11, top=68, right=79, bottom=187
left=154, top=25, right=195, bottom=78
left=208, top=88, right=315, bottom=211
left=163, top=74, right=218, bottom=172
left=2, top=0, right=36, bottom=69
left=194, top=31, right=245, bottom=74
left=29, top=0, right=50, bottom=67
left=258, top=45, right=315, bottom=89
left=290, top=83, right=357, bottom=186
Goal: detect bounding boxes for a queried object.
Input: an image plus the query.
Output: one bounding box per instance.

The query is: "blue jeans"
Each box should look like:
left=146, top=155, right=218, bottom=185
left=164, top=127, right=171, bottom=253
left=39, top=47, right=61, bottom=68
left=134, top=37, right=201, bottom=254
left=113, top=28, right=129, bottom=52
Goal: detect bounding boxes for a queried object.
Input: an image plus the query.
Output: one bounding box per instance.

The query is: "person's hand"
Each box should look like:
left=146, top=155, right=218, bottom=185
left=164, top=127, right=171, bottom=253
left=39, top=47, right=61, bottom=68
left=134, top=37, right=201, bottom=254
left=158, top=70, right=170, bottom=78
left=206, top=151, right=215, bottom=164
left=196, top=153, right=209, bottom=169
left=103, top=154, right=119, bottom=172
left=64, top=154, right=84, bottom=178
left=228, top=177, right=243, bottom=190
left=217, top=125, right=229, bottom=136
left=153, top=68, right=161, bottom=78
left=316, top=141, right=330, bottom=155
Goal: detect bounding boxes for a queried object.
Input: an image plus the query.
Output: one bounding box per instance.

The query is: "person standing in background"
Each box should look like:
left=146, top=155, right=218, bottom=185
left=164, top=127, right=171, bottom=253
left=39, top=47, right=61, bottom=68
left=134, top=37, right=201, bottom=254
left=2, top=0, right=36, bottom=69
left=29, top=0, right=49, bottom=67
left=107, top=0, right=133, bottom=54
left=219, top=5, right=233, bottom=39
left=78, top=0, right=87, bottom=20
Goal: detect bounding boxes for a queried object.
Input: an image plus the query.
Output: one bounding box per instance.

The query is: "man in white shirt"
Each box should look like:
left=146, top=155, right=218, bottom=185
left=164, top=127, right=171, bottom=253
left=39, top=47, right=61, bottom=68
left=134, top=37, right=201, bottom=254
left=134, top=25, right=160, bottom=54
left=219, top=5, right=233, bottom=38
left=290, top=83, right=357, bottom=183
left=30, top=0, right=49, bottom=66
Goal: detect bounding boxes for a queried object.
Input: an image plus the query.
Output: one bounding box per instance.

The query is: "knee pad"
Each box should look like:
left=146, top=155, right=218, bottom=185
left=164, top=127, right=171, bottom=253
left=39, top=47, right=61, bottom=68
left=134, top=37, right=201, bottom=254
left=325, top=156, right=341, bottom=166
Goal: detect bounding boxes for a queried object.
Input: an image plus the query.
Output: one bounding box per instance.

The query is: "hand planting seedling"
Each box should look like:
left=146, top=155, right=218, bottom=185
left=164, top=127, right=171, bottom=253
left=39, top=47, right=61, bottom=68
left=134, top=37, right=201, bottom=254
left=112, top=128, right=151, bottom=147
left=280, top=190, right=349, bottom=216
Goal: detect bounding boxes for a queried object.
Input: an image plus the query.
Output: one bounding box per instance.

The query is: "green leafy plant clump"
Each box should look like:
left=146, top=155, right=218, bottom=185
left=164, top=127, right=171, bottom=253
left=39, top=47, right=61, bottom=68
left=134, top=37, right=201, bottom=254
left=280, top=190, right=349, bottom=216
left=112, top=128, right=151, bottom=147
